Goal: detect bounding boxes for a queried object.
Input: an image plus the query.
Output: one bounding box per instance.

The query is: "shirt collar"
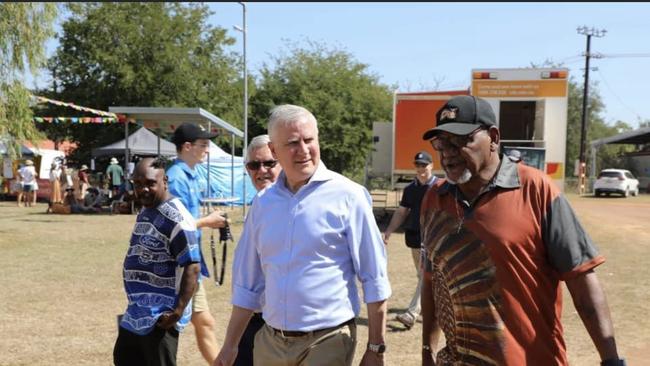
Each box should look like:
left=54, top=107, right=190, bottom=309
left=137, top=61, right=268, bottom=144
left=173, top=158, right=197, bottom=179
left=415, top=175, right=436, bottom=187
left=493, top=156, right=520, bottom=189
left=437, top=155, right=520, bottom=196
left=277, top=161, right=333, bottom=194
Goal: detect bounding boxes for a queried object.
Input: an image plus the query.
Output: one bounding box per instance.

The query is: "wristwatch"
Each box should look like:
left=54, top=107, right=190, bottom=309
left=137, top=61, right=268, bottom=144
left=367, top=342, right=387, bottom=354
left=601, top=358, right=626, bottom=366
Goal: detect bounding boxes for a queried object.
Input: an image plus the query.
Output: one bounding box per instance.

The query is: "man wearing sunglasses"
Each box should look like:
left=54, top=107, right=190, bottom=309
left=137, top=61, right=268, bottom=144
left=244, top=135, right=282, bottom=192
left=382, top=151, right=436, bottom=330
left=233, top=134, right=282, bottom=366
left=168, top=123, right=228, bottom=364
left=215, top=105, right=391, bottom=366
left=419, top=96, right=623, bottom=365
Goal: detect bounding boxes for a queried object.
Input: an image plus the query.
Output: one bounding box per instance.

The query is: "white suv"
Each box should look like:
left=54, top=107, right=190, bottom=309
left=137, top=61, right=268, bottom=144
left=594, top=169, right=640, bottom=197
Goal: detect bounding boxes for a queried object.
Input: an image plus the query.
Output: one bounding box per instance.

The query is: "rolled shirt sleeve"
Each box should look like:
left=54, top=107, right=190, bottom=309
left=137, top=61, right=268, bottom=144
left=347, top=187, right=392, bottom=303
left=231, top=196, right=265, bottom=312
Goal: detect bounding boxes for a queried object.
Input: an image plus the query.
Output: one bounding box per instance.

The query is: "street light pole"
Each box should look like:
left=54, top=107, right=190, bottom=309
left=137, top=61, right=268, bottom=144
left=235, top=2, right=248, bottom=216
left=576, top=25, right=606, bottom=195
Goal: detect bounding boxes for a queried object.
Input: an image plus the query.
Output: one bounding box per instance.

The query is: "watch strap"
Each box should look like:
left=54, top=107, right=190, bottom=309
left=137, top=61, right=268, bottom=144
left=367, top=342, right=386, bottom=354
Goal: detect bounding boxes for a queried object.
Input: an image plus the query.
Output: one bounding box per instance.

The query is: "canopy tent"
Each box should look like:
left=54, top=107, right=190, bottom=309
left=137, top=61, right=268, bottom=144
left=0, top=140, right=35, bottom=156
left=206, top=140, right=243, bottom=163
left=1, top=143, right=64, bottom=180
left=91, top=127, right=176, bottom=157
left=108, top=107, right=247, bottom=207
left=108, top=107, right=243, bottom=137
left=195, top=142, right=255, bottom=206
left=590, top=126, right=650, bottom=146
left=589, top=126, right=650, bottom=179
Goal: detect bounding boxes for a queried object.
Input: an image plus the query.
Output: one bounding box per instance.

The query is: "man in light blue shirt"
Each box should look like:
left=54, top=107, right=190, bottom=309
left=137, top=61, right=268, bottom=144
left=214, top=105, right=391, bottom=366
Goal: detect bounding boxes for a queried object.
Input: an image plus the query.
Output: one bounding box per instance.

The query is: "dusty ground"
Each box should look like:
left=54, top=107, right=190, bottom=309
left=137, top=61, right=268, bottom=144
left=0, top=193, right=648, bottom=365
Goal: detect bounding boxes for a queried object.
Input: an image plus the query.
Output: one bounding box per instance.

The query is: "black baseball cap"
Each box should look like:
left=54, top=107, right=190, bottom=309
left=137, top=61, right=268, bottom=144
left=422, top=95, right=496, bottom=140
left=171, top=123, right=219, bottom=144
left=414, top=151, right=432, bottom=164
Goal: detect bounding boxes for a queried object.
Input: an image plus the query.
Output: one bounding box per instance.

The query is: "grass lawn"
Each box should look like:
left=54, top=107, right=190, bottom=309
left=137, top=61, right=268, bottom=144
left=1, top=193, right=648, bottom=365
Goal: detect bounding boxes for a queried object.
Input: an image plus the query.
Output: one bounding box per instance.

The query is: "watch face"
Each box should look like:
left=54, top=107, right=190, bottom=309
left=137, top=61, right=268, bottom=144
left=377, top=344, right=386, bottom=353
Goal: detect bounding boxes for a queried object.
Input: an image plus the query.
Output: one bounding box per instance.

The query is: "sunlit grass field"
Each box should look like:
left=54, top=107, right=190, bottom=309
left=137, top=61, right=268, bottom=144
left=1, top=193, right=648, bottom=365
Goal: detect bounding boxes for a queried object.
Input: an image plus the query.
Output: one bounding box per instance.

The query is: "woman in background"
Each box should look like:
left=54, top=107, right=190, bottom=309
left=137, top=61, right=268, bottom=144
left=49, top=162, right=62, bottom=204
left=77, top=164, right=90, bottom=203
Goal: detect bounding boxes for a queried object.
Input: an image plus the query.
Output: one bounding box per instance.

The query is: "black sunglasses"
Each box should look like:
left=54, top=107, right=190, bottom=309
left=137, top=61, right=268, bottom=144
left=246, top=160, right=278, bottom=171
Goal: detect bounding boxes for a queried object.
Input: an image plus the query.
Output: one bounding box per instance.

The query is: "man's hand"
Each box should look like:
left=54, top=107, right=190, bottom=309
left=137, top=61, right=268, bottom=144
left=382, top=206, right=409, bottom=246
left=382, top=232, right=391, bottom=245
left=422, top=348, right=435, bottom=366
left=198, top=209, right=228, bottom=229
left=360, top=350, right=384, bottom=366
left=213, top=306, right=254, bottom=366
left=156, top=310, right=181, bottom=330
left=212, top=345, right=238, bottom=366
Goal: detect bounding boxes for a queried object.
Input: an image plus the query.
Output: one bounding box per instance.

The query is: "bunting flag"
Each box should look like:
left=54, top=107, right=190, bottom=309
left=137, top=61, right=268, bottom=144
left=33, top=95, right=118, bottom=118
left=33, top=116, right=120, bottom=124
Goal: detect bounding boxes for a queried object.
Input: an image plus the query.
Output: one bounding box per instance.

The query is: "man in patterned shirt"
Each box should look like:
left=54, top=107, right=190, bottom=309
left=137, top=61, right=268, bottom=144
left=419, top=96, right=624, bottom=366
left=114, top=157, right=201, bottom=366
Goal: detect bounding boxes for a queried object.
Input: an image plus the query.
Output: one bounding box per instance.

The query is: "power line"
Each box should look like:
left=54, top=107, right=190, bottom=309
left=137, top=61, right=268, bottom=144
left=598, top=53, right=650, bottom=59
left=594, top=68, right=642, bottom=122
left=556, top=54, right=584, bottom=64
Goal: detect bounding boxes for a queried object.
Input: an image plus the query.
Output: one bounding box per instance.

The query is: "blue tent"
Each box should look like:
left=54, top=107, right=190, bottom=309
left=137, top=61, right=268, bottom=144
left=194, top=141, right=256, bottom=206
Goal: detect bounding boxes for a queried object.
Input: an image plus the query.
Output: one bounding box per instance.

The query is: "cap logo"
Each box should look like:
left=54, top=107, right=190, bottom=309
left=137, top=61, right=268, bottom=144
left=439, top=107, right=458, bottom=122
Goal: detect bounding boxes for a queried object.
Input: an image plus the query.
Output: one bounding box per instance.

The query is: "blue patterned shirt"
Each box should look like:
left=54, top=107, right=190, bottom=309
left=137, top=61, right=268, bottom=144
left=120, top=198, right=201, bottom=335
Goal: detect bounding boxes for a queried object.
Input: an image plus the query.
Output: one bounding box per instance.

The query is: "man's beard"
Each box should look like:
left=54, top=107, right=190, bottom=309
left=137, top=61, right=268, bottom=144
left=446, top=168, right=472, bottom=185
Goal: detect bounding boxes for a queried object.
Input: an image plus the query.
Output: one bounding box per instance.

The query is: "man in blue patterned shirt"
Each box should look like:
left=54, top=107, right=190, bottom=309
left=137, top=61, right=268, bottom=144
left=114, top=157, right=201, bottom=366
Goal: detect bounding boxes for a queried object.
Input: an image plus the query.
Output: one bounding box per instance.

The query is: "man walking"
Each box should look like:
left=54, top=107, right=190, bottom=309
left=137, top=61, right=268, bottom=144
left=214, top=104, right=391, bottom=366
left=114, top=157, right=200, bottom=366
left=106, top=157, right=125, bottom=198
left=233, top=134, right=282, bottom=366
left=382, top=151, right=435, bottom=329
left=419, top=95, right=623, bottom=365
left=168, top=123, right=228, bottom=364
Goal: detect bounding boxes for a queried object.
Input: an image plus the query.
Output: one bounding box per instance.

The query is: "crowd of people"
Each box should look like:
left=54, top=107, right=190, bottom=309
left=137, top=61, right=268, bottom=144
left=42, top=159, right=131, bottom=214
left=108, top=101, right=626, bottom=366
left=12, top=154, right=131, bottom=214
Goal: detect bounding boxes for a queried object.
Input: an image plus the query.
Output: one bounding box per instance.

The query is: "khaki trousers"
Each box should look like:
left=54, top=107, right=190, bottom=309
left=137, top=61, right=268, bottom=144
left=406, top=248, right=423, bottom=317
left=253, top=321, right=356, bottom=366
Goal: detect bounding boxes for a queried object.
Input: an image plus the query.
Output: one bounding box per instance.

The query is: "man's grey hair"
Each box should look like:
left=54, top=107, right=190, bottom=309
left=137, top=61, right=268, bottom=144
left=267, top=104, right=318, bottom=140
left=246, top=134, right=271, bottom=163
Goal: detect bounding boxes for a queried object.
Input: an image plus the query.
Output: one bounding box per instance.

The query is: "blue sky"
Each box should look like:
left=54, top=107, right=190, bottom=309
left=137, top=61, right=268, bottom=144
left=32, top=2, right=650, bottom=128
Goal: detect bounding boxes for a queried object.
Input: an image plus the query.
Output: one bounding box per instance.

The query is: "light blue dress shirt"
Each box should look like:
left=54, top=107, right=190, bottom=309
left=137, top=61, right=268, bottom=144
left=231, top=162, right=391, bottom=331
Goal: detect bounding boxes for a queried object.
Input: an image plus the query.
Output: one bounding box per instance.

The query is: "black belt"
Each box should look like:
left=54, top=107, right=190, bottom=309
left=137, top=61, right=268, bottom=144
left=270, top=318, right=355, bottom=338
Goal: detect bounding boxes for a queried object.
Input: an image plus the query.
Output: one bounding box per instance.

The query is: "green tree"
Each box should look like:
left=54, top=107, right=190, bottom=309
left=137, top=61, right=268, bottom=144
left=250, top=40, right=394, bottom=181
left=47, top=3, right=243, bottom=163
left=565, top=78, right=634, bottom=177
left=0, top=3, right=57, bottom=158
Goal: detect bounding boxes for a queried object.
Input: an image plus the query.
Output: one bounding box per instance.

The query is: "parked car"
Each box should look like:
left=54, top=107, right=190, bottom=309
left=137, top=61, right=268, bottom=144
left=594, top=169, right=640, bottom=197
